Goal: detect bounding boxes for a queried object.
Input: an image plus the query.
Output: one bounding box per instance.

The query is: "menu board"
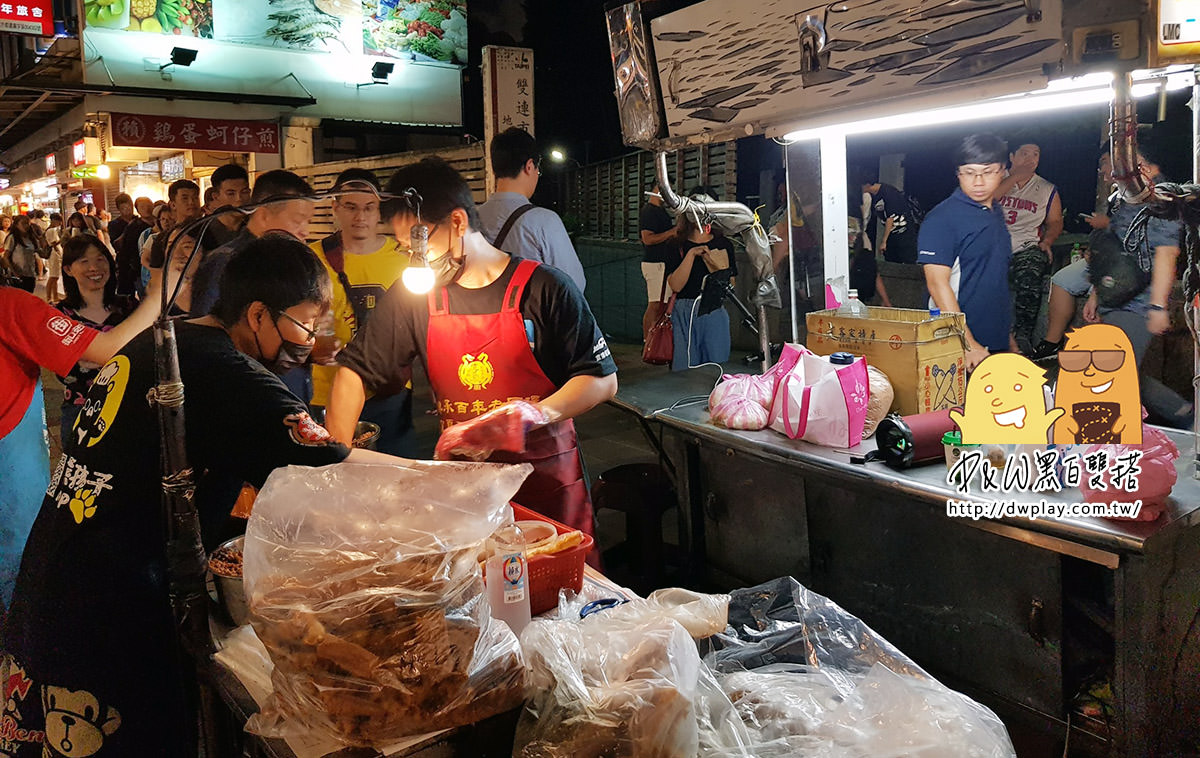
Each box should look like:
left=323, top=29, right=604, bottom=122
left=81, top=0, right=468, bottom=65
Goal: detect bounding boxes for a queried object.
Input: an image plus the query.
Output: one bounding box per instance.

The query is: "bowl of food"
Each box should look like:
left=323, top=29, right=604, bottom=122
left=353, top=421, right=381, bottom=450
left=209, top=535, right=249, bottom=627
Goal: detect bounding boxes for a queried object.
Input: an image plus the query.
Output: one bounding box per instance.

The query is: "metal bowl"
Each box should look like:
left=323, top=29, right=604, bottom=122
left=353, top=421, right=381, bottom=450
left=209, top=535, right=249, bottom=627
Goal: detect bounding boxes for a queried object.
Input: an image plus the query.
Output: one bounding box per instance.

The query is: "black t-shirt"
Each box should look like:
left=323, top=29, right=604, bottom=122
left=664, top=237, right=738, bottom=299
left=639, top=203, right=675, bottom=264
left=339, top=258, right=617, bottom=394
left=869, top=183, right=913, bottom=238
left=114, top=217, right=152, bottom=294
left=3, top=321, right=349, bottom=755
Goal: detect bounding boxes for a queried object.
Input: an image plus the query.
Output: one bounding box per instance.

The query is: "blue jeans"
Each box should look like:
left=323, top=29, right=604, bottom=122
left=0, top=382, right=50, bottom=611
left=671, top=298, right=731, bottom=371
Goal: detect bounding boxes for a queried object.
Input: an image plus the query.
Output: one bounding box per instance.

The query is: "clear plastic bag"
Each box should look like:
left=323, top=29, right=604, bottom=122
left=515, top=592, right=752, bottom=758
left=702, top=577, right=1016, bottom=758
left=242, top=460, right=532, bottom=748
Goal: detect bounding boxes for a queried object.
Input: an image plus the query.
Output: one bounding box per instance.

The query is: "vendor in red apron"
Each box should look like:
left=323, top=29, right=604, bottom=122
left=326, top=157, right=617, bottom=548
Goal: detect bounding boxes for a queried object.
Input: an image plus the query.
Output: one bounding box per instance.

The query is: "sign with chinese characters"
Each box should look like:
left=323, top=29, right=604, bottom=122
left=109, top=113, right=280, bottom=154
left=72, top=140, right=87, bottom=167
left=44, top=153, right=56, bottom=176
left=0, top=1, right=53, bottom=37
left=482, top=45, right=534, bottom=194
left=160, top=155, right=186, bottom=183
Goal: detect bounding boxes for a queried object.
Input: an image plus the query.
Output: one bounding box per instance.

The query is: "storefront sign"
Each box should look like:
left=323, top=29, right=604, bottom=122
left=44, top=153, right=56, bottom=176
left=160, top=155, right=186, bottom=182
left=72, top=140, right=87, bottom=167
left=109, top=113, right=281, bottom=154
left=482, top=45, right=534, bottom=193
left=0, top=1, right=53, bottom=37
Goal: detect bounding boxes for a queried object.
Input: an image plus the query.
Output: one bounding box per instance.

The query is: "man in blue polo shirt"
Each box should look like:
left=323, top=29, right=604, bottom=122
left=919, top=134, right=1012, bottom=370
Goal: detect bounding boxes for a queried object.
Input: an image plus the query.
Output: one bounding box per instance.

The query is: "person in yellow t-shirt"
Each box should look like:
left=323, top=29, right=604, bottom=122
left=310, top=169, right=416, bottom=456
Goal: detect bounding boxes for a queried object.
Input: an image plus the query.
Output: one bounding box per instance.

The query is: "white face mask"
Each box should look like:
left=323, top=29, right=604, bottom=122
left=426, top=224, right=465, bottom=288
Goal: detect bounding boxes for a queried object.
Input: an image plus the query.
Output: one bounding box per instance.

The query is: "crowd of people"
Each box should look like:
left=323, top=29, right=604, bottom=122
left=0, top=126, right=611, bottom=755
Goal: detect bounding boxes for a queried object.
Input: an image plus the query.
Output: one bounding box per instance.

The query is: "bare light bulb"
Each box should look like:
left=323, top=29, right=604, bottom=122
left=402, top=264, right=435, bottom=294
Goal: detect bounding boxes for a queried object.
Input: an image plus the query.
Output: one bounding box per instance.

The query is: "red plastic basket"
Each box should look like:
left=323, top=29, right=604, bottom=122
left=511, top=503, right=593, bottom=615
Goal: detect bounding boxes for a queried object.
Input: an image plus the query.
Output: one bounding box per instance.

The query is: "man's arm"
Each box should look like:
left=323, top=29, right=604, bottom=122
left=1146, top=244, right=1180, bottom=335
left=880, top=216, right=895, bottom=252
left=325, top=366, right=368, bottom=445
left=538, top=373, right=618, bottom=424
left=924, top=263, right=989, bottom=369
left=641, top=228, right=677, bottom=246
left=1039, top=193, right=1064, bottom=253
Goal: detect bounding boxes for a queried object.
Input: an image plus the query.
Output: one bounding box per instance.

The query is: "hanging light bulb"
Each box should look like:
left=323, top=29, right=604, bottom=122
left=402, top=221, right=435, bottom=293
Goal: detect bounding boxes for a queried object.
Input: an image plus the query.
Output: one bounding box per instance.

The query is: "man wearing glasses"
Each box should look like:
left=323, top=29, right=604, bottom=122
left=477, top=128, right=587, bottom=293
left=919, top=134, right=1013, bottom=370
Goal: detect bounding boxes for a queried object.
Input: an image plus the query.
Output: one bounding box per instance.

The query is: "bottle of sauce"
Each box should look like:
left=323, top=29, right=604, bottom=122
left=485, top=524, right=531, bottom=637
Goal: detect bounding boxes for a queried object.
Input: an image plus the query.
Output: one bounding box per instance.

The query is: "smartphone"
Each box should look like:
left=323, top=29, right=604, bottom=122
left=1078, top=212, right=1092, bottom=220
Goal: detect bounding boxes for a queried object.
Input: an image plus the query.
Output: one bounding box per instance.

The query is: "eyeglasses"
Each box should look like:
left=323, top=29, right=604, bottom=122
left=1058, top=350, right=1126, bottom=373
left=957, top=166, right=1004, bottom=181
left=274, top=310, right=317, bottom=342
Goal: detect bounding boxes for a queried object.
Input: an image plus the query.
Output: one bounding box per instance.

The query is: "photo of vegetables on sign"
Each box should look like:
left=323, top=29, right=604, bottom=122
left=363, top=0, right=469, bottom=64
left=84, top=0, right=468, bottom=62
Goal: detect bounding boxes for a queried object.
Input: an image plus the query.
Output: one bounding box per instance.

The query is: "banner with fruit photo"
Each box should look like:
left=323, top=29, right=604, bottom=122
left=84, top=0, right=213, bottom=37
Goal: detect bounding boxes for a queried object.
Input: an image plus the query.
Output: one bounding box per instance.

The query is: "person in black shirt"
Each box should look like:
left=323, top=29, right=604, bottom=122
left=664, top=195, right=738, bottom=371
left=639, top=183, right=677, bottom=340
left=1, top=235, right=400, bottom=757
left=861, top=172, right=919, bottom=264
left=327, top=157, right=617, bottom=547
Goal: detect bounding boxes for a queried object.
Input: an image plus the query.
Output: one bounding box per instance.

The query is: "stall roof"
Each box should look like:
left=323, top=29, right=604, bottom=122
left=0, top=87, right=85, bottom=160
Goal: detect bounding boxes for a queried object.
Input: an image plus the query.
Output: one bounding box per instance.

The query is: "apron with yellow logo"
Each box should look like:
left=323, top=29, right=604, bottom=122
left=425, top=260, right=594, bottom=540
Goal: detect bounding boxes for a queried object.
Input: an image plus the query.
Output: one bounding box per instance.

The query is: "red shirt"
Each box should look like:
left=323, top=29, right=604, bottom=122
left=0, top=288, right=97, bottom=438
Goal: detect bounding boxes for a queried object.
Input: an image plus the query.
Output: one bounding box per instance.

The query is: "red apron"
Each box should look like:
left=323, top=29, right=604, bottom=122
left=426, top=260, right=595, bottom=543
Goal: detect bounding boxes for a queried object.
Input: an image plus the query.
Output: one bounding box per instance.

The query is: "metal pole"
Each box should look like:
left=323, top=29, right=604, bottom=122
left=783, top=144, right=799, bottom=343
left=1193, top=67, right=1200, bottom=479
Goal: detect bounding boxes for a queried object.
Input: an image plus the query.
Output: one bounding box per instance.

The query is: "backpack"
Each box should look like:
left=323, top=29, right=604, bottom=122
left=1088, top=228, right=1151, bottom=308
left=905, top=194, right=926, bottom=227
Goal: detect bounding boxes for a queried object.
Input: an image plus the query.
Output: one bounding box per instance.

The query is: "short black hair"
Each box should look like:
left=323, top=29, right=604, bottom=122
left=211, top=164, right=249, bottom=191
left=489, top=127, right=538, bottom=179
left=60, top=234, right=118, bottom=311
left=204, top=186, right=219, bottom=203
left=211, top=233, right=332, bottom=326
left=50, top=212, right=62, bottom=222
left=383, top=157, right=481, bottom=230
left=333, top=167, right=381, bottom=191
left=169, top=179, right=200, bottom=201
left=953, top=134, right=1008, bottom=167
left=250, top=170, right=313, bottom=203
left=114, top=193, right=133, bottom=208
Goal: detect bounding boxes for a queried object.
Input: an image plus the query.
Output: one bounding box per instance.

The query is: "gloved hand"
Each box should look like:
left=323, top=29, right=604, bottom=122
left=434, top=400, right=549, bottom=461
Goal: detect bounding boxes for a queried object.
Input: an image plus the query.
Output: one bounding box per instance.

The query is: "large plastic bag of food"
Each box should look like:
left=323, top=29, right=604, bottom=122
left=243, top=460, right=533, bottom=748
left=711, top=373, right=775, bottom=410
left=588, top=588, right=731, bottom=640
left=702, top=577, right=1016, bottom=758
left=514, top=596, right=754, bottom=758
left=1078, top=422, right=1179, bottom=521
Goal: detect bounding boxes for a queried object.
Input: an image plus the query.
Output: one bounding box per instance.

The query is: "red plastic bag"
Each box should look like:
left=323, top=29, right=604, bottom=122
left=435, top=401, right=548, bottom=461
left=1078, top=423, right=1179, bottom=521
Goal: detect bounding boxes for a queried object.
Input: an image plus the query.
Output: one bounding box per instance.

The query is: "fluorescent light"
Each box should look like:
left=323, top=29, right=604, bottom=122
left=783, top=85, right=1113, bottom=142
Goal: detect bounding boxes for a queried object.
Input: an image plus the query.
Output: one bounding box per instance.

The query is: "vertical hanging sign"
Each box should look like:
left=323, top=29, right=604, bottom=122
left=482, top=45, right=534, bottom=196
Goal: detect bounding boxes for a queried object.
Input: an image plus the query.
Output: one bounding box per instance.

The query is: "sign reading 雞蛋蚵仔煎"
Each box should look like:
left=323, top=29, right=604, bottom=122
left=109, top=113, right=280, bottom=155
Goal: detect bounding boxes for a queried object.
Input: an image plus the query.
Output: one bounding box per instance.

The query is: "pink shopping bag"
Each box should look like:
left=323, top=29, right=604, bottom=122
left=768, top=345, right=870, bottom=448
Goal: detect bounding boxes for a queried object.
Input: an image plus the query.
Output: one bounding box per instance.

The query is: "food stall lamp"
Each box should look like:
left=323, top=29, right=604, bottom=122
left=96, top=165, right=111, bottom=180
left=358, top=62, right=395, bottom=88
left=160, top=47, right=198, bottom=71
left=402, top=221, right=435, bottom=294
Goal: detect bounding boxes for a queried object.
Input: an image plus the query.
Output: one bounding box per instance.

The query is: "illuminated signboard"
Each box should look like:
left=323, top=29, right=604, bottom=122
left=82, top=0, right=468, bottom=65
left=110, top=113, right=280, bottom=154
left=0, top=1, right=53, bottom=37
left=45, top=153, right=56, bottom=176
left=72, top=140, right=87, bottom=166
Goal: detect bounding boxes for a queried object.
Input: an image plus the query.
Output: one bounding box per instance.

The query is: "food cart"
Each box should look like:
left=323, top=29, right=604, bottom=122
left=604, top=0, right=1200, bottom=754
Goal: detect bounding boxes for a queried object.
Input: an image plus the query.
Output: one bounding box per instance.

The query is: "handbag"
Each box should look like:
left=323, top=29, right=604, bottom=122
left=643, top=277, right=675, bottom=365
left=768, top=344, right=870, bottom=448
left=1088, top=229, right=1151, bottom=308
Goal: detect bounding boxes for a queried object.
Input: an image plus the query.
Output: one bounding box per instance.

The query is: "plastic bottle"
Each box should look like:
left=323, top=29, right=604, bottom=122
left=929, top=307, right=941, bottom=319
left=837, top=289, right=869, bottom=318
left=1070, top=243, right=1082, bottom=264
left=485, top=524, right=531, bottom=637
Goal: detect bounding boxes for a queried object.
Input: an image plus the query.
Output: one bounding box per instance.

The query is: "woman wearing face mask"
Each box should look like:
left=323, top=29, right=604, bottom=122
left=53, top=234, right=137, bottom=441
left=325, top=158, right=618, bottom=557
left=2, top=234, right=409, bottom=757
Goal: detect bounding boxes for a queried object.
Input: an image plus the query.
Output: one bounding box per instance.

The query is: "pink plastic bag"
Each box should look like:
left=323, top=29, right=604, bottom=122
left=768, top=345, right=869, bottom=448
left=1078, top=423, right=1180, bottom=521
left=710, top=373, right=775, bottom=410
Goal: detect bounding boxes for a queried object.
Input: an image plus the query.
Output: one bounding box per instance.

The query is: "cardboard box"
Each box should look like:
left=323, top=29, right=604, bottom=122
left=806, top=307, right=966, bottom=416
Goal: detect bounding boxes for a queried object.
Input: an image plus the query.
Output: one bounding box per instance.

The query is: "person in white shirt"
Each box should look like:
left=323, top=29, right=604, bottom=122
left=994, top=139, right=1063, bottom=354
left=43, top=213, right=65, bottom=304
left=476, top=128, right=587, bottom=293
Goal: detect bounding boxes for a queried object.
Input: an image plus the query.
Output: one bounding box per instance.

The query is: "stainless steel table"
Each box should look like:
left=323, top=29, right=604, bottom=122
left=609, top=369, right=1200, bottom=758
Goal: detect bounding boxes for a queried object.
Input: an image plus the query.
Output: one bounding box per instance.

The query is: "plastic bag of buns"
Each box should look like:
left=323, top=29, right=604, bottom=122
left=243, top=460, right=532, bottom=748
left=862, top=365, right=895, bottom=439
